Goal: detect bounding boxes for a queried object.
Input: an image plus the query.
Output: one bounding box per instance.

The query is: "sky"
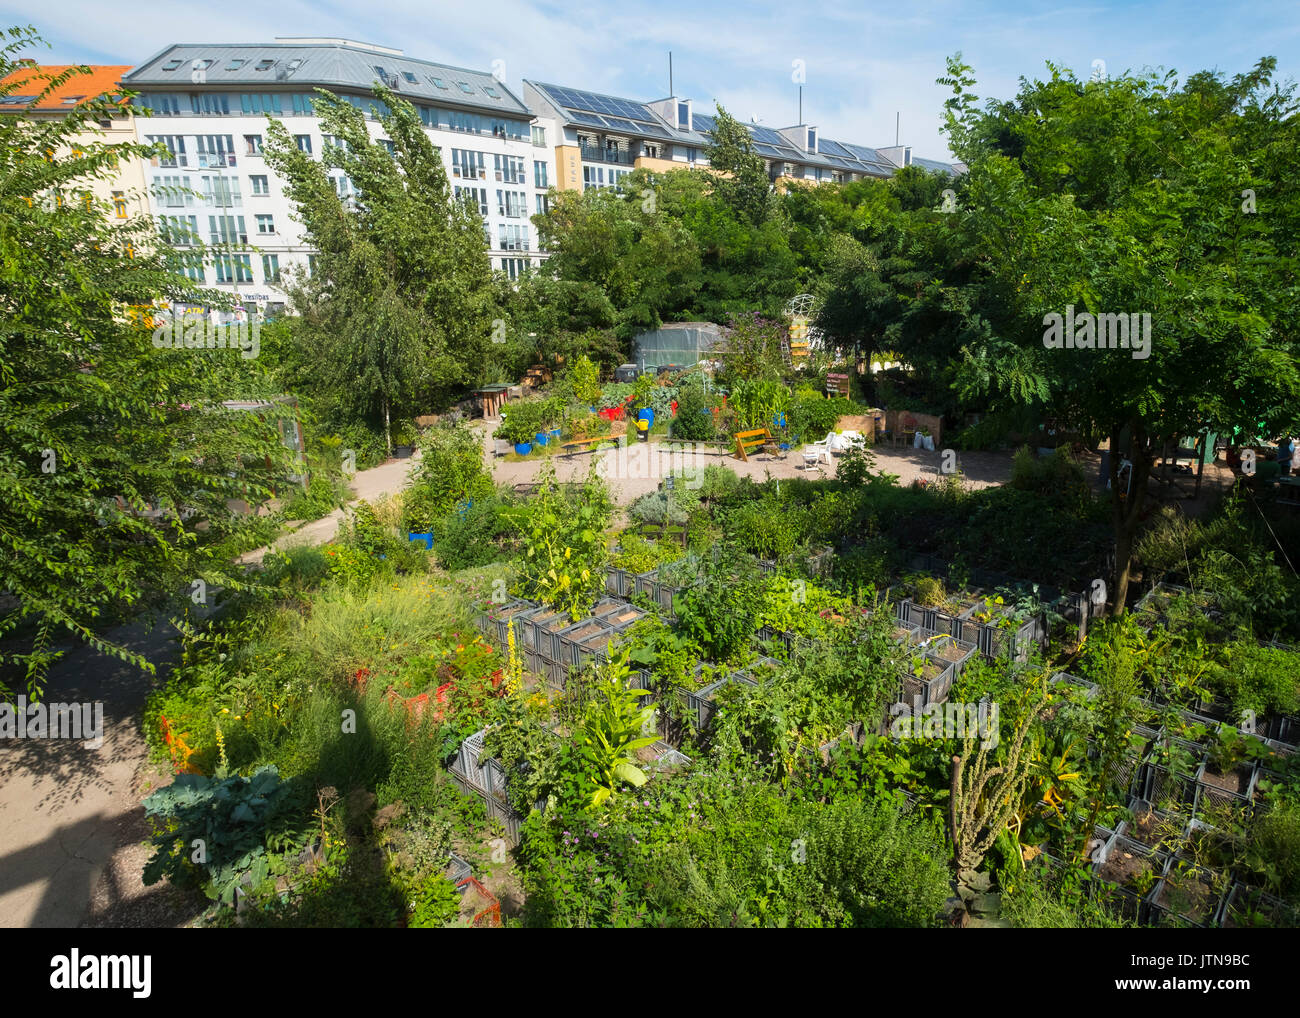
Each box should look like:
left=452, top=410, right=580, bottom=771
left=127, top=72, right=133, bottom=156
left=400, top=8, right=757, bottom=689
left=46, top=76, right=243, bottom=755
left=4, top=1, right=1297, bottom=160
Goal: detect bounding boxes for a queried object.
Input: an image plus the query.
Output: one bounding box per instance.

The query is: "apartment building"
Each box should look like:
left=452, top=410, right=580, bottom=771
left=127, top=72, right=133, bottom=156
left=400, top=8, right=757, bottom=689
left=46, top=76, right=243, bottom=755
left=122, top=38, right=554, bottom=312
left=0, top=61, right=150, bottom=218
left=525, top=78, right=956, bottom=193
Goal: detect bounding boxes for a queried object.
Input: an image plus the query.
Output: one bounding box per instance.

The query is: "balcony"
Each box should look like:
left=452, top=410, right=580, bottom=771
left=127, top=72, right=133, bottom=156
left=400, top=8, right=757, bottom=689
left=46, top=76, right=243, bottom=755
left=579, top=145, right=633, bottom=165
left=197, top=153, right=237, bottom=169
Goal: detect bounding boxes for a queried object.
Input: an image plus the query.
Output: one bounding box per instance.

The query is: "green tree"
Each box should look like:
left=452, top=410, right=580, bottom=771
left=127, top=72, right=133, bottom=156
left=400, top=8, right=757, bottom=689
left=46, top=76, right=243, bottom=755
left=0, top=27, right=293, bottom=697
left=262, top=83, right=495, bottom=452
left=938, top=54, right=1300, bottom=610
left=704, top=105, right=772, bottom=227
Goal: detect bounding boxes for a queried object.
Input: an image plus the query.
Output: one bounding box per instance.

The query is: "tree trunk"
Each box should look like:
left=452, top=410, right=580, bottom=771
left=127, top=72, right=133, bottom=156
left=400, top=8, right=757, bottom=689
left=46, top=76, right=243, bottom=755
left=1109, top=420, right=1150, bottom=617
left=383, top=394, right=392, bottom=457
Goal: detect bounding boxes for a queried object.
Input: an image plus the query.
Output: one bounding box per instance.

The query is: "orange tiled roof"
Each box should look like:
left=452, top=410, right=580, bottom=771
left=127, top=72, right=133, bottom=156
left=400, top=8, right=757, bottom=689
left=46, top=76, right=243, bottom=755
left=0, top=63, right=130, bottom=111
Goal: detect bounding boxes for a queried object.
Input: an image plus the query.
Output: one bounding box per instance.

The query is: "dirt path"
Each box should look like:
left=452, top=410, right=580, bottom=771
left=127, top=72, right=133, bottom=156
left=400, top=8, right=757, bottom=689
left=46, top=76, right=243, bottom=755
left=0, top=452, right=424, bottom=928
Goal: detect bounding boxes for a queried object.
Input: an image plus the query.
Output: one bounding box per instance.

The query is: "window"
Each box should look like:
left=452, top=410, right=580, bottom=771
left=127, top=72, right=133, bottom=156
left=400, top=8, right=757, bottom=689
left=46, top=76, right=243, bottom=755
left=643, top=144, right=658, bottom=159
left=379, top=139, right=396, bottom=155
left=533, top=160, right=548, bottom=189
left=170, top=250, right=205, bottom=282
left=250, top=175, right=270, bottom=196
left=402, top=71, right=418, bottom=84
left=686, top=146, right=698, bottom=164
left=531, top=125, right=546, bottom=147
left=372, top=65, right=388, bottom=79
left=321, top=134, right=349, bottom=154
left=245, top=134, right=263, bottom=155
left=484, top=85, right=500, bottom=98
left=287, top=59, right=303, bottom=71
left=158, top=214, right=198, bottom=245
left=208, top=214, right=247, bottom=245
left=61, top=95, right=84, bottom=105
left=496, top=189, right=526, bottom=218
left=202, top=176, right=242, bottom=208
left=430, top=76, right=448, bottom=89
left=147, top=135, right=187, bottom=167
left=240, top=93, right=283, bottom=115
left=295, top=134, right=312, bottom=154
left=455, top=186, right=489, bottom=216
left=262, top=254, right=281, bottom=282
left=139, top=94, right=183, bottom=116
left=161, top=58, right=184, bottom=72
left=195, top=134, right=236, bottom=168
left=256, top=213, right=274, bottom=234
left=677, top=101, right=689, bottom=128
left=307, top=254, right=319, bottom=276
left=501, top=257, right=527, bottom=280
left=807, top=128, right=816, bottom=151
left=111, top=190, right=126, bottom=219
left=255, top=59, right=275, bottom=71
left=451, top=149, right=485, bottom=179
left=190, top=93, right=230, bottom=115
left=152, top=175, right=191, bottom=208
left=226, top=58, right=246, bottom=71
left=494, top=154, right=525, bottom=183
left=418, top=105, right=438, bottom=128
left=535, top=193, right=550, bottom=216
left=291, top=93, right=314, bottom=115
left=457, top=81, right=474, bottom=94
left=215, top=254, right=253, bottom=283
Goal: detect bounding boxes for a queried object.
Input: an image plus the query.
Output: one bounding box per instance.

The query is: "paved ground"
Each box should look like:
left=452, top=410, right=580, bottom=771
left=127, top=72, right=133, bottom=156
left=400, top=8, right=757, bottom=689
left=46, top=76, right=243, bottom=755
left=0, top=451, right=424, bottom=928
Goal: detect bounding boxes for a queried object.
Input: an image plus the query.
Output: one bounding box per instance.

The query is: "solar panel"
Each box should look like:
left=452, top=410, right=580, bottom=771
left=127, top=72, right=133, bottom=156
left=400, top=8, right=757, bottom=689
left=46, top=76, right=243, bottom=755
left=570, top=111, right=605, bottom=126
left=546, top=84, right=658, bottom=124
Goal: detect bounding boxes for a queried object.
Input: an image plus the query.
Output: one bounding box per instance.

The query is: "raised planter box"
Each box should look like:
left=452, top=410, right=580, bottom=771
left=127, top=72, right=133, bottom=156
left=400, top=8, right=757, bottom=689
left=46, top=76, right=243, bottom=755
left=1146, top=858, right=1228, bottom=928
left=1217, top=883, right=1300, bottom=928
left=697, top=672, right=759, bottom=730
left=899, top=650, right=956, bottom=708
left=588, top=597, right=646, bottom=632
left=554, top=616, right=617, bottom=669
left=917, top=632, right=977, bottom=682
left=605, top=566, right=638, bottom=598
left=1143, top=740, right=1206, bottom=811
left=1193, top=758, right=1256, bottom=814
left=1092, top=828, right=1170, bottom=924
left=484, top=599, right=542, bottom=648
left=531, top=608, right=577, bottom=664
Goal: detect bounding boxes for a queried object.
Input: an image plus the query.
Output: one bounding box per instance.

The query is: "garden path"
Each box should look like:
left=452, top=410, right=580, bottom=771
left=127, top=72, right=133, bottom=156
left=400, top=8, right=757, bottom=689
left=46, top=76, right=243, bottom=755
left=0, top=450, right=426, bottom=928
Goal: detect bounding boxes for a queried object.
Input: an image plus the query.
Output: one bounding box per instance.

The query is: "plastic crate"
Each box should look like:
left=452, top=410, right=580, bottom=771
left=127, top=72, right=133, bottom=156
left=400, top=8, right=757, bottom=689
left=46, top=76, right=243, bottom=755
left=1143, top=741, right=1206, bottom=811
left=446, top=852, right=473, bottom=887
left=590, top=598, right=646, bottom=632
left=554, top=616, right=617, bottom=668
left=485, top=791, right=526, bottom=845
left=533, top=609, right=577, bottom=664
left=490, top=600, right=543, bottom=648
left=696, top=673, right=759, bottom=730
left=1092, top=829, right=1171, bottom=924
left=605, top=567, right=638, bottom=598
left=1146, top=858, right=1228, bottom=928
left=917, top=632, right=977, bottom=682
left=1217, top=883, right=1300, bottom=928
left=1193, top=759, right=1256, bottom=814
left=452, top=730, right=488, bottom=788
left=899, top=653, right=956, bottom=708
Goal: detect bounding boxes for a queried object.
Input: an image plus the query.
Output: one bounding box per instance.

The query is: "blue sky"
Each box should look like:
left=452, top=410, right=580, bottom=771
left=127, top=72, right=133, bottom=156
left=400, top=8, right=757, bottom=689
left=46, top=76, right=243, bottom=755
left=4, top=1, right=1297, bottom=160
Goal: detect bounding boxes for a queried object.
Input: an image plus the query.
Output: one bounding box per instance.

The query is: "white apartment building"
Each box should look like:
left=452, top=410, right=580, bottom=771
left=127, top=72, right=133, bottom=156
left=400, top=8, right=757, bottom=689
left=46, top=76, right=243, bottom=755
left=524, top=80, right=948, bottom=193
left=123, top=38, right=554, bottom=313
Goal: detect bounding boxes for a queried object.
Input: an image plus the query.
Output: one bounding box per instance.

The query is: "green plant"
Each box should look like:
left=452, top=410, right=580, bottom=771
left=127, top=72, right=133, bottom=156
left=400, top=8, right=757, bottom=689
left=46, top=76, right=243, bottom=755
left=576, top=649, right=658, bottom=807
left=401, top=420, right=495, bottom=532
left=407, top=872, right=461, bottom=928
left=510, top=463, right=612, bottom=619
left=568, top=354, right=602, bottom=406
left=142, top=766, right=310, bottom=905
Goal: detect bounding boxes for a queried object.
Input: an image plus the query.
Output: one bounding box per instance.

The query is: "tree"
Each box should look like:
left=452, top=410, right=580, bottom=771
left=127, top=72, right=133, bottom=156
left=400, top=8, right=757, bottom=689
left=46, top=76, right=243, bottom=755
left=262, top=83, right=495, bottom=451
left=0, top=27, right=294, bottom=697
left=938, top=54, right=1300, bottom=611
left=704, top=105, right=772, bottom=227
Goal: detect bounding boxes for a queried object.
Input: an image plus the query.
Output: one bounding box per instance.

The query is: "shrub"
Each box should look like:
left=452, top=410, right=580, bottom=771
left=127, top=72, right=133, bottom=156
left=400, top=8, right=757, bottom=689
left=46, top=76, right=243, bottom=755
left=434, top=495, right=517, bottom=571
left=671, top=379, right=716, bottom=441
left=401, top=421, right=495, bottom=533
left=788, top=387, right=854, bottom=440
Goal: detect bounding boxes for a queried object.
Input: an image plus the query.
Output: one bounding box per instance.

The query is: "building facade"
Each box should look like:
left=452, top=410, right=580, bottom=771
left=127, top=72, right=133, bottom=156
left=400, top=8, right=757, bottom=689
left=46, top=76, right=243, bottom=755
left=0, top=61, right=151, bottom=218
left=122, top=39, right=554, bottom=312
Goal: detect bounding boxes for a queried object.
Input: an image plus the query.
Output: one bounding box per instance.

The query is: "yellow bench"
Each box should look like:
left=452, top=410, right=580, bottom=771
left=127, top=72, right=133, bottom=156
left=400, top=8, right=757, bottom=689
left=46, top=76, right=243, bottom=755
left=733, top=428, right=773, bottom=462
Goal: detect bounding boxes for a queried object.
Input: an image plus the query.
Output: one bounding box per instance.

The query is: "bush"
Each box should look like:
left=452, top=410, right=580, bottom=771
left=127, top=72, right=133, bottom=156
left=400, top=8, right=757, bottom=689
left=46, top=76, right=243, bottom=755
left=402, top=421, right=496, bottom=533
left=788, top=387, right=854, bottom=441
left=671, top=379, right=716, bottom=441
left=433, top=495, right=517, bottom=571
left=281, top=472, right=347, bottom=522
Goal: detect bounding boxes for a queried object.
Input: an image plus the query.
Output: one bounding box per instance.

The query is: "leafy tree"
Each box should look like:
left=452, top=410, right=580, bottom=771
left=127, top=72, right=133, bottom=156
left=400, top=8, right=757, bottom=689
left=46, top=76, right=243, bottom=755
left=704, top=105, right=772, bottom=226
left=262, top=83, right=495, bottom=451
left=938, top=54, right=1300, bottom=610
left=0, top=27, right=293, bottom=698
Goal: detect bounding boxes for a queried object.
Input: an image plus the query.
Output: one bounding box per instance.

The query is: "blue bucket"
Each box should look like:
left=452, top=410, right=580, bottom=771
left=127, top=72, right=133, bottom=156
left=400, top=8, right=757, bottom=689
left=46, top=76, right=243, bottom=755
left=407, top=532, right=434, bottom=550
left=514, top=441, right=532, bottom=456
left=534, top=432, right=550, bottom=447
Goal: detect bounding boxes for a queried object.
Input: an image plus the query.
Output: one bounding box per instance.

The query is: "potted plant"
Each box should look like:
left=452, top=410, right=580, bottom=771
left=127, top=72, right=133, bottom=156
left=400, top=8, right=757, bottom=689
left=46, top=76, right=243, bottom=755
left=495, top=408, right=536, bottom=455
left=392, top=421, right=417, bottom=458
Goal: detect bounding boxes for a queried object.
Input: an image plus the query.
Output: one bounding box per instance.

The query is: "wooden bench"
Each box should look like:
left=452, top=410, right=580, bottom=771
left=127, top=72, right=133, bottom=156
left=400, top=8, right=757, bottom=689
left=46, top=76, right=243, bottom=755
left=826, top=373, right=850, bottom=397
left=733, top=427, right=773, bottom=462
left=561, top=435, right=621, bottom=457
